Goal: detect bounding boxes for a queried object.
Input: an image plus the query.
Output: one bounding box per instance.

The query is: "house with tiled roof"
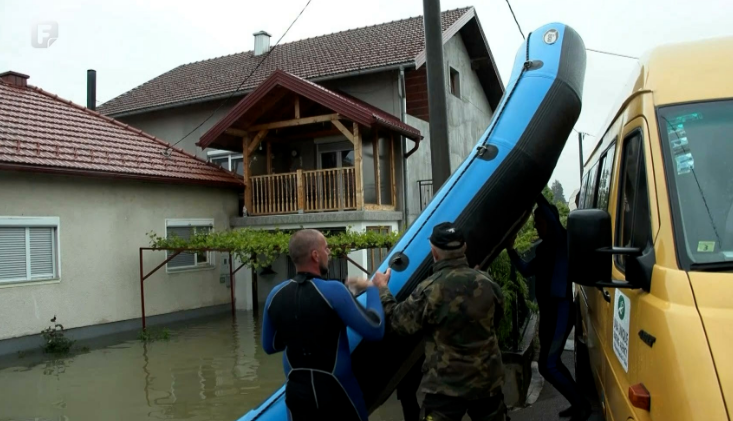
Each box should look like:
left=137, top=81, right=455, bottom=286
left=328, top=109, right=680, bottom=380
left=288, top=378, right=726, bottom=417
left=96, top=6, right=504, bottom=309
left=0, top=71, right=243, bottom=347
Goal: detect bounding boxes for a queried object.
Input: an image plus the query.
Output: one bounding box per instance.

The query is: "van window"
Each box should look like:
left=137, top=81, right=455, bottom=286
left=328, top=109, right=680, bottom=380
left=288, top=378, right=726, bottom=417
left=658, top=100, right=733, bottom=267
left=597, top=144, right=617, bottom=211
left=578, top=174, right=586, bottom=208
left=585, top=163, right=600, bottom=208
left=615, top=132, right=652, bottom=271
left=579, top=165, right=599, bottom=209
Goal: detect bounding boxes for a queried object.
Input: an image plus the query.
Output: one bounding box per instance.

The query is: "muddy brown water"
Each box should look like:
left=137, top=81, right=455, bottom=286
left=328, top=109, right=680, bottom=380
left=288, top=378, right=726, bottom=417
left=0, top=311, right=405, bottom=421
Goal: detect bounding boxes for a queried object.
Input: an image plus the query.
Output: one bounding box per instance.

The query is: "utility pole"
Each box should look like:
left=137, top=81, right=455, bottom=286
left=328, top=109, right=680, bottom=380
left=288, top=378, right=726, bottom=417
left=423, top=0, right=452, bottom=191
left=578, top=131, right=584, bottom=184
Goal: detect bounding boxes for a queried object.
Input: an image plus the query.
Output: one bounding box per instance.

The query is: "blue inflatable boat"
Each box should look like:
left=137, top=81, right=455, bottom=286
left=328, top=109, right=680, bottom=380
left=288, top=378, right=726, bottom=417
left=239, top=22, right=586, bottom=421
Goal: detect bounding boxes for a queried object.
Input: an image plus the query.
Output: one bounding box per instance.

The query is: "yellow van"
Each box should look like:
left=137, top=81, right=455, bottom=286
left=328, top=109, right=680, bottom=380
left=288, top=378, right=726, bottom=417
left=568, top=35, right=733, bottom=421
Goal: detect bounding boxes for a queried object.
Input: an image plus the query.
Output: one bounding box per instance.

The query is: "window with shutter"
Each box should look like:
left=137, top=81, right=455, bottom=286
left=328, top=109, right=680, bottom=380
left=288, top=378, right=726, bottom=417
left=0, top=227, right=27, bottom=281
left=0, top=217, right=59, bottom=284
left=30, top=227, right=55, bottom=279
left=165, top=219, right=215, bottom=271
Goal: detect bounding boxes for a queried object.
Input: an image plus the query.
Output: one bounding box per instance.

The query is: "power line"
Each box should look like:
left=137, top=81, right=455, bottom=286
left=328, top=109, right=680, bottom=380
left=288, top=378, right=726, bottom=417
left=164, top=0, right=314, bottom=154
left=502, top=0, right=637, bottom=62
left=586, top=48, right=638, bottom=60
left=504, top=0, right=525, bottom=40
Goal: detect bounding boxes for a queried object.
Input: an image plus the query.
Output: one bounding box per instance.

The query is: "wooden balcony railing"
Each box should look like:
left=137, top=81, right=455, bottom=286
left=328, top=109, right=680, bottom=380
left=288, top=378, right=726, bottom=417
left=249, top=168, right=357, bottom=216
left=251, top=172, right=299, bottom=215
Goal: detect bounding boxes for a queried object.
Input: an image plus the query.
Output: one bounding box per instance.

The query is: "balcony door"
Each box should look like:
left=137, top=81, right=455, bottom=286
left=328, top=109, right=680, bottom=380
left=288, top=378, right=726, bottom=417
left=319, top=149, right=354, bottom=170
left=315, top=141, right=356, bottom=210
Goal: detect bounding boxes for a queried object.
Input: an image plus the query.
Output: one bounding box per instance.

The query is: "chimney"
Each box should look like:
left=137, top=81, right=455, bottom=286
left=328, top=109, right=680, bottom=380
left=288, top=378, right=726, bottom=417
left=253, top=31, right=271, bottom=56
left=0, top=71, right=30, bottom=88
left=87, top=69, right=96, bottom=110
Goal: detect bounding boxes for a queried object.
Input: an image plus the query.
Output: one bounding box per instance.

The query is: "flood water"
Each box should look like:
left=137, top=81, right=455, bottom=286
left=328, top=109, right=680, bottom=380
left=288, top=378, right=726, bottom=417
left=0, top=310, right=404, bottom=421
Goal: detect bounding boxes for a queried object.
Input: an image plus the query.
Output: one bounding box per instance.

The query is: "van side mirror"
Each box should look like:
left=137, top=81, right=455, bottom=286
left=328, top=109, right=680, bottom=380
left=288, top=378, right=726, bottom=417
left=567, top=209, right=613, bottom=287
left=567, top=209, right=650, bottom=291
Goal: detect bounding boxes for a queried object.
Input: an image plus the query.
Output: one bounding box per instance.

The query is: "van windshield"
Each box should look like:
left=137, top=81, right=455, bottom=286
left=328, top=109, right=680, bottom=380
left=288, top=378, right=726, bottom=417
left=658, top=99, right=733, bottom=268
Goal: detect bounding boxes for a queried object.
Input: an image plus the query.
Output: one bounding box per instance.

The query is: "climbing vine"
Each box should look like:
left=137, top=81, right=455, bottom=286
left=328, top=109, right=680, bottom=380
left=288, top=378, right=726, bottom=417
left=147, top=227, right=401, bottom=270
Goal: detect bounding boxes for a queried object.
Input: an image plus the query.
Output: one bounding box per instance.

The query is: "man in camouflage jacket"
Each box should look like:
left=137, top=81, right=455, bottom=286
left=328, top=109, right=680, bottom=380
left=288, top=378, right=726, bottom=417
left=373, top=221, right=507, bottom=421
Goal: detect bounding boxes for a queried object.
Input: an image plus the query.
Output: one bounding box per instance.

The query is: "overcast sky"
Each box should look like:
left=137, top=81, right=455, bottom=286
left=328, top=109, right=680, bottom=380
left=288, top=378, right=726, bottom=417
left=2, top=0, right=732, bottom=197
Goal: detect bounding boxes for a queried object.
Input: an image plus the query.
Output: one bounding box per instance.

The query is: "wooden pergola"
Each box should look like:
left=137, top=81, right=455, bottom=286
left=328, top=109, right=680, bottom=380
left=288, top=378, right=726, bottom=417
left=197, top=70, right=422, bottom=216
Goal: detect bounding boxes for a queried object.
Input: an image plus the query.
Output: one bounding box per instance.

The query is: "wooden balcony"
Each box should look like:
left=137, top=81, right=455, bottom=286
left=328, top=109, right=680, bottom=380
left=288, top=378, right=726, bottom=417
left=195, top=73, right=423, bottom=219
left=250, top=167, right=357, bottom=215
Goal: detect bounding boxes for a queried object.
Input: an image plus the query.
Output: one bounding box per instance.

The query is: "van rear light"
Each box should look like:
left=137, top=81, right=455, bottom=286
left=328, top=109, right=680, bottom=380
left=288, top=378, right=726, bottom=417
left=629, top=383, right=651, bottom=411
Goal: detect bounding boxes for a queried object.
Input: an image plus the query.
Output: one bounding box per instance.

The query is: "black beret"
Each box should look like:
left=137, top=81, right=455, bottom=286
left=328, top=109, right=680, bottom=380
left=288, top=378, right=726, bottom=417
left=429, top=222, right=465, bottom=250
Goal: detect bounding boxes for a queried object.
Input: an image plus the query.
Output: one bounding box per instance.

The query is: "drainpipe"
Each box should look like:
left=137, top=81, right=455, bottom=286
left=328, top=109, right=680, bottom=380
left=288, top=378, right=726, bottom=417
left=398, top=66, right=409, bottom=231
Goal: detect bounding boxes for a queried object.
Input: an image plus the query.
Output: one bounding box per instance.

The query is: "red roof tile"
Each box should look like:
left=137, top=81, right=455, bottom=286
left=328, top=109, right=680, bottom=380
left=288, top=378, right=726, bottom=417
left=199, top=70, right=422, bottom=149
left=0, top=79, right=243, bottom=187
left=97, top=7, right=473, bottom=117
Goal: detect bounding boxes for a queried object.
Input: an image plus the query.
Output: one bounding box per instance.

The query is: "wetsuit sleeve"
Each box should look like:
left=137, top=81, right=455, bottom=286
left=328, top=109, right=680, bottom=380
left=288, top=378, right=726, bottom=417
left=323, top=282, right=386, bottom=342
left=536, top=198, right=571, bottom=298
left=261, top=281, right=288, bottom=354
left=507, top=248, right=535, bottom=277
left=378, top=279, right=433, bottom=336
left=535, top=198, right=563, bottom=239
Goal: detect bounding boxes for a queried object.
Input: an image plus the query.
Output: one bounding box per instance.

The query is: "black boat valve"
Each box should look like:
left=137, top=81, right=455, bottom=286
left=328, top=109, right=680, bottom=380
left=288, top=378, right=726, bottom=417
left=389, top=252, right=409, bottom=272
left=476, top=144, right=499, bottom=161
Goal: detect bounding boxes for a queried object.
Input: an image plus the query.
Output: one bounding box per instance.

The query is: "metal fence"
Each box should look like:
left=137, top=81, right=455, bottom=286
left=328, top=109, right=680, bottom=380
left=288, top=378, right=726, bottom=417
left=417, top=179, right=434, bottom=211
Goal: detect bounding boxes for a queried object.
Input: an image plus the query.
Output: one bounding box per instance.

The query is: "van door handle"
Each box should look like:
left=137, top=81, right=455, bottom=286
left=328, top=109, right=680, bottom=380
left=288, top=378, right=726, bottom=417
left=598, top=287, right=611, bottom=303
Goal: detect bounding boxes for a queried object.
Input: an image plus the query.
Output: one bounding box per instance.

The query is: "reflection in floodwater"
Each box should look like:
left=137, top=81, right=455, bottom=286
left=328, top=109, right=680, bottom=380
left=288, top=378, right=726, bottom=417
left=0, top=310, right=404, bottom=421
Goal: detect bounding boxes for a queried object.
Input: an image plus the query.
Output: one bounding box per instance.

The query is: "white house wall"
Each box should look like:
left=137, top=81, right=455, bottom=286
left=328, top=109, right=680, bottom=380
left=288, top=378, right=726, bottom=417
left=0, top=171, right=238, bottom=341
left=233, top=220, right=400, bottom=311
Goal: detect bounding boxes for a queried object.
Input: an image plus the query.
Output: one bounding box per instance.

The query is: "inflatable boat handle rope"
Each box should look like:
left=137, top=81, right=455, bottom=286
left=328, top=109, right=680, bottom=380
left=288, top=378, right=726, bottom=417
left=389, top=31, right=535, bottom=266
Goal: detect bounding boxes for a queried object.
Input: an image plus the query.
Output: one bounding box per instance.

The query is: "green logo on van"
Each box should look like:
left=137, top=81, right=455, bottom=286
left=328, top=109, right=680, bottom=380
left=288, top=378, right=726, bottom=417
left=617, top=296, right=626, bottom=320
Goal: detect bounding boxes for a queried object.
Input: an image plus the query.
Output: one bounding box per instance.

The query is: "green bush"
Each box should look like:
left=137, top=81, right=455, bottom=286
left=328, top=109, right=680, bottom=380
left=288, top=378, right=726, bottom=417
left=40, top=319, right=75, bottom=354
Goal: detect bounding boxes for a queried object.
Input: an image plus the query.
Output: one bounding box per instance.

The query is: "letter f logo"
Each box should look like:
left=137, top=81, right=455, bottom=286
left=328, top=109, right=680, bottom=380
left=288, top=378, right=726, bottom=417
left=32, top=21, right=58, bottom=48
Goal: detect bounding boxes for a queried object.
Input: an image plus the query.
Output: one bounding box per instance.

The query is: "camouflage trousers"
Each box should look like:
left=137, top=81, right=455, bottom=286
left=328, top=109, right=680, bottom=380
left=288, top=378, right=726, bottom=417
left=420, top=392, right=508, bottom=421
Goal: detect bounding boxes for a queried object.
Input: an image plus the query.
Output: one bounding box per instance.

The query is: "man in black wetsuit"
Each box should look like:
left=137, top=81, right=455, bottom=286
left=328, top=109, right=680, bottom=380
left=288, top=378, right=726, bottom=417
left=261, top=228, right=390, bottom=421
left=506, top=196, right=591, bottom=421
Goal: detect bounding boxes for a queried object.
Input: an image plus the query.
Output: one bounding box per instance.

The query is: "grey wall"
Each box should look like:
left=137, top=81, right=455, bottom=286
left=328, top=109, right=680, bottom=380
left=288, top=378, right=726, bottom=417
left=444, top=34, right=494, bottom=170
left=403, top=34, right=495, bottom=227
left=118, top=100, right=236, bottom=160
left=320, top=71, right=401, bottom=118
left=404, top=115, right=433, bottom=226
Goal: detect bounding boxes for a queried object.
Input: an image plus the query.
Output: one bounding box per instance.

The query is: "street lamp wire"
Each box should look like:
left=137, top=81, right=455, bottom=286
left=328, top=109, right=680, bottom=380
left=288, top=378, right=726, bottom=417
left=586, top=48, right=638, bottom=60
left=504, top=0, right=525, bottom=40
left=503, top=1, right=638, bottom=61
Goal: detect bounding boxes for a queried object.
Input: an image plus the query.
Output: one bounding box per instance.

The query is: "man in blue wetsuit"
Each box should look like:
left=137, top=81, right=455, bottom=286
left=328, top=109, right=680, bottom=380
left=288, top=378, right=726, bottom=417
left=506, top=196, right=591, bottom=421
left=261, top=228, right=390, bottom=421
